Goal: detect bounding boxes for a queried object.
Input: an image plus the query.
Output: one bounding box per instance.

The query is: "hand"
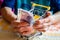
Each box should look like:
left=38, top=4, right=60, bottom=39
left=11, top=20, right=34, bottom=36
left=39, top=15, right=60, bottom=32
left=33, top=20, right=45, bottom=32
left=17, top=21, right=34, bottom=36
left=11, top=20, right=20, bottom=32
left=11, top=10, right=34, bottom=36
left=33, top=15, right=58, bottom=32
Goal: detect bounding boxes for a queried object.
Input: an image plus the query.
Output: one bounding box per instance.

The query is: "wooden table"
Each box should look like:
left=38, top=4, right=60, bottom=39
left=0, top=17, right=24, bottom=40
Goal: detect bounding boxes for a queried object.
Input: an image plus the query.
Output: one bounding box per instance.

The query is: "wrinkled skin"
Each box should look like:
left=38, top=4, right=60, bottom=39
left=33, top=11, right=60, bottom=32
left=33, top=18, right=60, bottom=32
left=11, top=11, right=60, bottom=36
left=11, top=20, right=34, bottom=36
left=33, top=21, right=45, bottom=32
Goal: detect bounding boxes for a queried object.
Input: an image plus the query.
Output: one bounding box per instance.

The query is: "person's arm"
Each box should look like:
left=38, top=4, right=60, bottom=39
left=49, top=12, right=60, bottom=23
left=1, top=7, right=17, bottom=23
left=1, top=0, right=17, bottom=23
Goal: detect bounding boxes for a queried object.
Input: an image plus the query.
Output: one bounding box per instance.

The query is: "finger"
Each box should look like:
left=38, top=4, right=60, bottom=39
left=40, top=18, right=50, bottom=24
left=39, top=19, right=45, bottom=24
left=37, top=29, right=46, bottom=32
left=44, top=18, right=50, bottom=23
left=34, top=20, right=40, bottom=25
left=11, top=20, right=20, bottom=27
left=43, top=22, right=52, bottom=26
left=55, top=23, right=60, bottom=29
left=33, top=25, right=44, bottom=29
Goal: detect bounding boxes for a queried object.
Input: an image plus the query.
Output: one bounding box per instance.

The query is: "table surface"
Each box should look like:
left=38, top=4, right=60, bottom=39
left=0, top=17, right=24, bottom=40
left=0, top=17, right=60, bottom=40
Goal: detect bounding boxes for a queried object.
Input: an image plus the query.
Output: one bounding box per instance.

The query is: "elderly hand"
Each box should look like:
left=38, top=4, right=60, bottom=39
left=11, top=20, right=34, bottom=36
left=33, top=11, right=60, bottom=32
left=33, top=20, right=46, bottom=32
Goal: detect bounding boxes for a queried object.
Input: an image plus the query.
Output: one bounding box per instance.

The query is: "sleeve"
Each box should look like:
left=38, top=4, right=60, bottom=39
left=50, top=0, right=60, bottom=13
left=1, top=0, right=15, bottom=8
left=56, top=0, right=60, bottom=10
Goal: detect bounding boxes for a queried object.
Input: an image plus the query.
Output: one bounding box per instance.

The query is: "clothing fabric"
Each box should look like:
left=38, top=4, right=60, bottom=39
left=50, top=0, right=60, bottom=13
left=1, top=0, right=15, bottom=8
left=0, top=0, right=60, bottom=14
